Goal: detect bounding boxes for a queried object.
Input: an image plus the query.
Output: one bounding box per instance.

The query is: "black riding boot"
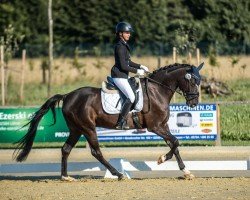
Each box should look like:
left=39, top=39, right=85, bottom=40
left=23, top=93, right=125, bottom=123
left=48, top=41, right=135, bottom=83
left=115, top=98, right=133, bottom=130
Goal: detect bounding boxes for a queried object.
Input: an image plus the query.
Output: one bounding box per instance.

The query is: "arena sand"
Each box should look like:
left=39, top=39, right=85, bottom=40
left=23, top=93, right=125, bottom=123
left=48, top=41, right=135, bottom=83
left=0, top=177, right=249, bottom=200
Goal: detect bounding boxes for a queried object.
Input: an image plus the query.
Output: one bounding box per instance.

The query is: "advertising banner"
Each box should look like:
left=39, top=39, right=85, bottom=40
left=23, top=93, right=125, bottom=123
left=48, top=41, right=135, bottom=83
left=169, top=103, right=217, bottom=140
left=0, top=104, right=218, bottom=143
left=0, top=107, right=84, bottom=143
left=97, top=104, right=218, bottom=141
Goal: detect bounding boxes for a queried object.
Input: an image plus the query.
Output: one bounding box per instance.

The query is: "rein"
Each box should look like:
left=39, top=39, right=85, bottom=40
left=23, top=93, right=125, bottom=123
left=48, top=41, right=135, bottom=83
left=145, top=76, right=183, bottom=96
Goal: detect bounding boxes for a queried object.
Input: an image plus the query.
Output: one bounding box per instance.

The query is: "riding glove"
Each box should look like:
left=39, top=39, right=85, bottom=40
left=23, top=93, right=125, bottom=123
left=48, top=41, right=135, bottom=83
left=137, top=69, right=145, bottom=76
left=140, top=65, right=149, bottom=72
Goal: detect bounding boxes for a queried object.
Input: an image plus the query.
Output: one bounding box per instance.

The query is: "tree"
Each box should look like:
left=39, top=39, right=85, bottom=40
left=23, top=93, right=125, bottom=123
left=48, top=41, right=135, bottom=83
left=185, top=0, right=250, bottom=53
left=1, top=0, right=249, bottom=56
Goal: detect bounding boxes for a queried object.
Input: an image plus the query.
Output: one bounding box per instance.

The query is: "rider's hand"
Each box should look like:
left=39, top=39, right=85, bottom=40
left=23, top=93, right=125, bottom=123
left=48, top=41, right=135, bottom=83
left=137, top=69, right=145, bottom=76
left=140, top=65, right=149, bottom=72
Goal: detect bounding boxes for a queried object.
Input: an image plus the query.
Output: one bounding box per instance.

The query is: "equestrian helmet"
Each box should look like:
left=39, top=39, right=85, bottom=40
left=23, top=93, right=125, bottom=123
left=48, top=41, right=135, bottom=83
left=116, top=22, right=134, bottom=33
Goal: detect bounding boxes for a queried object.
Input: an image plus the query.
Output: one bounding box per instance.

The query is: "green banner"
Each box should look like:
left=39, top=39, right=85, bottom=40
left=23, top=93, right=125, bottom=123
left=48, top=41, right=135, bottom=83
left=0, top=107, right=85, bottom=143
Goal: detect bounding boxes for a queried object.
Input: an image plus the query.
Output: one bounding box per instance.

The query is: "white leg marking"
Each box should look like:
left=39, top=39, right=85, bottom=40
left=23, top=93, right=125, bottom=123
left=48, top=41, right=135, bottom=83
left=182, top=168, right=191, bottom=175
left=61, top=176, right=77, bottom=182
left=182, top=168, right=195, bottom=180
left=157, top=154, right=166, bottom=165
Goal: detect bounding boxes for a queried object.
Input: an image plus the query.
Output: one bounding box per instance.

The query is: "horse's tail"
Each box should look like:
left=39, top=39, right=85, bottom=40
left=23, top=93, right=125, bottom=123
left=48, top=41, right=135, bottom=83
left=13, top=94, right=64, bottom=162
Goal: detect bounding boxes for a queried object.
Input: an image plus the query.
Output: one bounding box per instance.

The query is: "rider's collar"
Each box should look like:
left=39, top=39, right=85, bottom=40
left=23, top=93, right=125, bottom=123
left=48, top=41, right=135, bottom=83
left=119, top=38, right=127, bottom=44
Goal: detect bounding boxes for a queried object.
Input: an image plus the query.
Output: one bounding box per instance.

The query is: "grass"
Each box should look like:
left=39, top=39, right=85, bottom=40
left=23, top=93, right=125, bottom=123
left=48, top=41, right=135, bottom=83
left=6, top=76, right=97, bottom=106
left=1, top=58, right=250, bottom=147
left=0, top=79, right=249, bottom=148
left=3, top=55, right=250, bottom=105
left=7, top=56, right=250, bottom=86
left=4, top=75, right=250, bottom=106
left=171, top=78, right=250, bottom=103
left=220, top=103, right=250, bottom=141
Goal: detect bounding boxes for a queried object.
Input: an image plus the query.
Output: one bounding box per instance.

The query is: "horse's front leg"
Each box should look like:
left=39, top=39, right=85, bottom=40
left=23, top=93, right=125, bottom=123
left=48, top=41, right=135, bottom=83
left=154, top=128, right=195, bottom=179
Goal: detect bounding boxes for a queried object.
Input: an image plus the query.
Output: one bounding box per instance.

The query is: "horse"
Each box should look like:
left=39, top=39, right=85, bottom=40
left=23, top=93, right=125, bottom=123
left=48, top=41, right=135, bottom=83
left=13, top=62, right=204, bottom=181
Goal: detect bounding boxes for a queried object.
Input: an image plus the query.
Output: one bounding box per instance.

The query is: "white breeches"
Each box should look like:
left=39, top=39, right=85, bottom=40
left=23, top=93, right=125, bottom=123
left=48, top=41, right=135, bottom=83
left=113, top=78, right=135, bottom=103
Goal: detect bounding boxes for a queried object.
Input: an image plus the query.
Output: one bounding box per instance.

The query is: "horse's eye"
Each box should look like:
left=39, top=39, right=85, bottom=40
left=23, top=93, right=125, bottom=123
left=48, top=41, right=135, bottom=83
left=185, top=73, right=191, bottom=80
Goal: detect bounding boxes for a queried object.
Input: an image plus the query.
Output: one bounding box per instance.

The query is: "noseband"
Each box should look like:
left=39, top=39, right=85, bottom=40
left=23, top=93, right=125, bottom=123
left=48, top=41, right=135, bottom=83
left=183, top=89, right=199, bottom=101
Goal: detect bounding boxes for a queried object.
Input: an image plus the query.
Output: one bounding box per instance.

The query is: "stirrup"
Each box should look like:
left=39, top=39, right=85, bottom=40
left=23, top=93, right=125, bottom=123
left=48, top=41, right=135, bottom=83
left=122, top=123, right=130, bottom=130
left=115, top=123, right=122, bottom=130
left=115, top=124, right=130, bottom=130
left=115, top=121, right=129, bottom=130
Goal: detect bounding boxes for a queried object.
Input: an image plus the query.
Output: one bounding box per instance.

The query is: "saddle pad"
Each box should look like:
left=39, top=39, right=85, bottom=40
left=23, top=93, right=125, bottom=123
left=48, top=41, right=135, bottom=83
left=101, top=86, right=143, bottom=114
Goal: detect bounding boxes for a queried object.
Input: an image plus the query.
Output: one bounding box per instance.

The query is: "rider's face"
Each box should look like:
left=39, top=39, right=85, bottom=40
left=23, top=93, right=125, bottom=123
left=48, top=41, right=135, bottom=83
left=120, top=31, right=131, bottom=42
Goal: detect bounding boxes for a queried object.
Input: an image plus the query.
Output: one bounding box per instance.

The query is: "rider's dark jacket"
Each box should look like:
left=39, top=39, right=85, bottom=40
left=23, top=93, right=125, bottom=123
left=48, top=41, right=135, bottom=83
left=111, top=39, right=140, bottom=78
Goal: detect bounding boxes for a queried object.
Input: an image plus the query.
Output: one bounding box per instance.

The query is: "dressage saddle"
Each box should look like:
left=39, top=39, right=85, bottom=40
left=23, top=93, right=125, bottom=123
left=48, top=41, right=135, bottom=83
left=101, top=76, right=142, bottom=129
left=105, top=76, right=139, bottom=91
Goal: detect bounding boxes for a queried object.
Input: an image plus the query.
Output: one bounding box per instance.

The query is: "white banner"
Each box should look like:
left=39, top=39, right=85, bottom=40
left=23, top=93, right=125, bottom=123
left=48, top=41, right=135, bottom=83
left=97, top=104, right=218, bottom=141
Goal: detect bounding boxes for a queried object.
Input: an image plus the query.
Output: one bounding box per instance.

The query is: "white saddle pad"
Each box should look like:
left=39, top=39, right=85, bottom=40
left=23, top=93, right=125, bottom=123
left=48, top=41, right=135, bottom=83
left=101, top=86, right=143, bottom=114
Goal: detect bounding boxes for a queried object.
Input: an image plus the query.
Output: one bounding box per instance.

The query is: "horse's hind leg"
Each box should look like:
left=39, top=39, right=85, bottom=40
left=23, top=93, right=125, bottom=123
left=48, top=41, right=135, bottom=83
left=61, top=129, right=81, bottom=181
left=84, top=131, right=124, bottom=180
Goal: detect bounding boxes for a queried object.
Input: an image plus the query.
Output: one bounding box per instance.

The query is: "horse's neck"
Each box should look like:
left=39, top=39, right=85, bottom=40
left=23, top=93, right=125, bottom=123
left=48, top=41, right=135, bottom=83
left=165, top=71, right=179, bottom=92
left=150, top=71, right=178, bottom=90
left=146, top=70, right=180, bottom=104
left=143, top=77, right=175, bottom=106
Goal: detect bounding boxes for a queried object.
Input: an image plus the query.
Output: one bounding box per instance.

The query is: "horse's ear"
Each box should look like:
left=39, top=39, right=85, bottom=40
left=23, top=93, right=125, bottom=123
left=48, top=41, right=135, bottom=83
left=197, top=62, right=204, bottom=71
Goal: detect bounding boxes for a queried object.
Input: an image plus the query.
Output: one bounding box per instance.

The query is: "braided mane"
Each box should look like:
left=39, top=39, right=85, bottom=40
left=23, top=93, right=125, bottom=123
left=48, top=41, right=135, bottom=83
left=150, top=63, right=192, bottom=77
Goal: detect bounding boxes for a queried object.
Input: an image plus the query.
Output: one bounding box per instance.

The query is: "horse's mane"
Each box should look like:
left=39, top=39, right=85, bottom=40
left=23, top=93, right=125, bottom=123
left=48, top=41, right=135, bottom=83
left=150, top=63, right=192, bottom=77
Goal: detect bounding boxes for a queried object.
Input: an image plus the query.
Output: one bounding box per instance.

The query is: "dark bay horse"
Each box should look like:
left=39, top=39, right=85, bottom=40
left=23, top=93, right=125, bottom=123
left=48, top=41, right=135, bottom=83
left=14, top=63, right=204, bottom=181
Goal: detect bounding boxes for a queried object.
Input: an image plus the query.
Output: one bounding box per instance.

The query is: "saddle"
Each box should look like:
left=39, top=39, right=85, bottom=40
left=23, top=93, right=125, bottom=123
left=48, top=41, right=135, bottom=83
left=102, top=76, right=139, bottom=94
left=101, top=76, right=143, bottom=115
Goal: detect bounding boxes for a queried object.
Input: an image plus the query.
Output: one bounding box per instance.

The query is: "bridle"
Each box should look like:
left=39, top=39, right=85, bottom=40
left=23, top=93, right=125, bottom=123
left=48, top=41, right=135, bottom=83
left=183, top=73, right=200, bottom=101
left=144, top=72, right=200, bottom=101
left=183, top=81, right=199, bottom=101
left=140, top=69, right=201, bottom=113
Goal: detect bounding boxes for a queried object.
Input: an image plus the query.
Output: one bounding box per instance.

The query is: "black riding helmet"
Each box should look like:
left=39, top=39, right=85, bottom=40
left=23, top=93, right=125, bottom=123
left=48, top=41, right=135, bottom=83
left=116, top=22, right=134, bottom=33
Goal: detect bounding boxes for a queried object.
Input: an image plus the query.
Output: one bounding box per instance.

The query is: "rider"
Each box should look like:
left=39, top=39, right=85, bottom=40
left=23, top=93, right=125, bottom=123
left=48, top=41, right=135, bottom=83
left=111, top=22, right=149, bottom=130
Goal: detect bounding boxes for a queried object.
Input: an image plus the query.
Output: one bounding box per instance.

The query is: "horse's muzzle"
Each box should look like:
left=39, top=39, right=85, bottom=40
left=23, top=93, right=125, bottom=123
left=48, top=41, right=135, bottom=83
left=184, top=92, right=199, bottom=108
left=186, top=98, right=198, bottom=108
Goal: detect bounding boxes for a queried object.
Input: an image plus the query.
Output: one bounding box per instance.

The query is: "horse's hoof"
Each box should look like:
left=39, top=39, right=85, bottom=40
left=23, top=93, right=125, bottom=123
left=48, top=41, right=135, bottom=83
left=157, top=155, right=166, bottom=165
left=118, top=174, right=124, bottom=181
left=61, top=176, right=77, bottom=182
left=184, top=173, right=195, bottom=180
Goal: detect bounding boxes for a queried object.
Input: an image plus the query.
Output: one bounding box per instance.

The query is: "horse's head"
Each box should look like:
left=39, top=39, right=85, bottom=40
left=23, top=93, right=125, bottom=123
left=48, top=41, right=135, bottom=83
left=148, top=63, right=204, bottom=108
left=177, top=62, right=204, bottom=108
